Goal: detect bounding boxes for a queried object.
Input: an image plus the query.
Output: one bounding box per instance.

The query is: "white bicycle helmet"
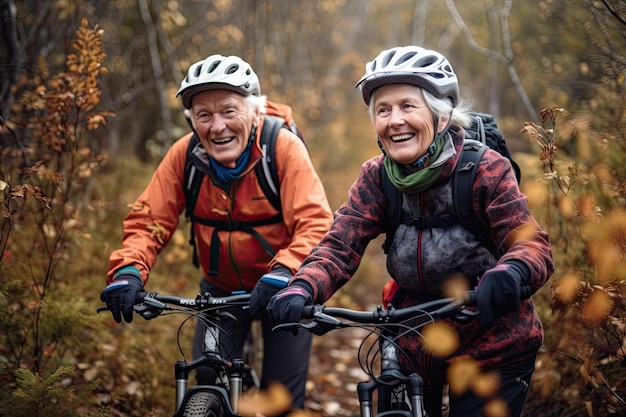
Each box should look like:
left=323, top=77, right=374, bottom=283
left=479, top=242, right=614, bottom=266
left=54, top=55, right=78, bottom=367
left=355, top=46, right=459, bottom=106
left=177, top=54, right=261, bottom=109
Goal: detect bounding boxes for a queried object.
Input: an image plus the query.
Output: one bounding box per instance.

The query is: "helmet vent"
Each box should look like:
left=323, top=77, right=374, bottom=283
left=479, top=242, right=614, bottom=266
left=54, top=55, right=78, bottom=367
left=382, top=51, right=396, bottom=67
left=208, top=61, right=220, bottom=73
left=395, top=51, right=417, bottom=66
left=226, top=64, right=239, bottom=74
left=412, top=56, right=437, bottom=68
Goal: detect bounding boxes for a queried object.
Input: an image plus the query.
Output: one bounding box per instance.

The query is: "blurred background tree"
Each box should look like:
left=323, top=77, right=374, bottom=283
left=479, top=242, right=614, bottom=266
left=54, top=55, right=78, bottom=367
left=0, top=0, right=625, bottom=416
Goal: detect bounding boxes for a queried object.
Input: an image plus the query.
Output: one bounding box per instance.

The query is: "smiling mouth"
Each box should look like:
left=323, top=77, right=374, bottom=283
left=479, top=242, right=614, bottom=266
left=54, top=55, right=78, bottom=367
left=389, top=133, right=414, bottom=143
left=211, top=137, right=235, bottom=145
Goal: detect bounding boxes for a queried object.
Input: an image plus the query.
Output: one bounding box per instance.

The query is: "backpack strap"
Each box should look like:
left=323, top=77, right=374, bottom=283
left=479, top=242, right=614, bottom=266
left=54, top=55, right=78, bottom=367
left=255, top=115, right=287, bottom=212
left=452, top=139, right=488, bottom=237
left=183, top=135, right=205, bottom=267
left=380, top=165, right=403, bottom=254
left=184, top=134, right=203, bottom=221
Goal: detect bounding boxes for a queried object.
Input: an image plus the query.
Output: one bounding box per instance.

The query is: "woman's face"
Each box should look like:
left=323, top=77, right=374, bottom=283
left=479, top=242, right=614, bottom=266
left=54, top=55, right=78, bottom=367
left=190, top=90, right=260, bottom=168
left=372, top=84, right=448, bottom=166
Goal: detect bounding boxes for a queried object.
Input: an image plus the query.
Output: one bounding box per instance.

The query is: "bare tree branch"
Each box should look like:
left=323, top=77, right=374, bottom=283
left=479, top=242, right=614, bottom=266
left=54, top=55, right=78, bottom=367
left=138, top=0, right=173, bottom=147
left=600, top=0, right=626, bottom=27
left=0, top=0, right=26, bottom=118
left=444, top=0, right=538, bottom=121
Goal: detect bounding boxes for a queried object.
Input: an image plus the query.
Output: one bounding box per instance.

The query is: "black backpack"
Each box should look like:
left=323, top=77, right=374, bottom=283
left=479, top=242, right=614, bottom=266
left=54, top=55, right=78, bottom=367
left=183, top=113, right=304, bottom=274
left=380, top=112, right=521, bottom=253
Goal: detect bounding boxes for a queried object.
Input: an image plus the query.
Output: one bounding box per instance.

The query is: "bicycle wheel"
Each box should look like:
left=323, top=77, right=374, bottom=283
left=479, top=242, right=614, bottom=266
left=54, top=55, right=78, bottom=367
left=182, top=391, right=224, bottom=417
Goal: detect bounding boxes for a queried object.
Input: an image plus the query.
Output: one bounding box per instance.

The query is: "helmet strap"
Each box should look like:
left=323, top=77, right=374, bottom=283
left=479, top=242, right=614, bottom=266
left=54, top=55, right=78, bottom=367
left=410, top=140, right=438, bottom=170
left=435, top=109, right=454, bottom=140
left=409, top=109, right=450, bottom=170
left=377, top=137, right=387, bottom=156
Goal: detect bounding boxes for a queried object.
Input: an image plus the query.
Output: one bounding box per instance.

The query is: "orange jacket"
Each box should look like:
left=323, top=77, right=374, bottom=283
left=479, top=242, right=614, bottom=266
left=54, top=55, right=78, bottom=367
left=107, top=116, right=333, bottom=292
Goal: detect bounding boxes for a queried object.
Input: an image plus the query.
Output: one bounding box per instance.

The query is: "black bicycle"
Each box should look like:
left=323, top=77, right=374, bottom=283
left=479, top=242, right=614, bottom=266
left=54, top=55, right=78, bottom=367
left=274, top=290, right=483, bottom=417
left=98, top=291, right=258, bottom=417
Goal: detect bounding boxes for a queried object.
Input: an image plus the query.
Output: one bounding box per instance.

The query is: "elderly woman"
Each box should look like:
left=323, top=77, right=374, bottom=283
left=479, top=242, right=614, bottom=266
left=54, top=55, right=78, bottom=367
left=268, top=46, right=553, bottom=417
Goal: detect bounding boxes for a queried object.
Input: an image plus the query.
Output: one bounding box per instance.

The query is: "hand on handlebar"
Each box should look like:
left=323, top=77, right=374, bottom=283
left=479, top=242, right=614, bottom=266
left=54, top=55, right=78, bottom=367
left=249, top=266, right=292, bottom=318
left=100, top=273, right=144, bottom=323
left=476, top=260, right=530, bottom=325
left=266, top=281, right=313, bottom=323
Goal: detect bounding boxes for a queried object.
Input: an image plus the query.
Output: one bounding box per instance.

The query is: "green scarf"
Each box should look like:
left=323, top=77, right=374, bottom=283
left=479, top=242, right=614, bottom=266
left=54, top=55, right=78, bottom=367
left=383, top=138, right=445, bottom=194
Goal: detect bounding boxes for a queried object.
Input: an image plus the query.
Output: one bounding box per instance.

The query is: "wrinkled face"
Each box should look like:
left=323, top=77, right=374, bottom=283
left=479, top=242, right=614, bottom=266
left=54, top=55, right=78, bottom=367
left=190, top=90, right=260, bottom=168
left=372, top=84, right=448, bottom=167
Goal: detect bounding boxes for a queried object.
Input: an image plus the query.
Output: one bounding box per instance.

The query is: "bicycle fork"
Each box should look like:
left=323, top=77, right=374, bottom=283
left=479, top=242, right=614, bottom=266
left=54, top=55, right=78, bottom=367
left=356, top=338, right=428, bottom=417
left=173, top=355, right=245, bottom=413
left=357, top=375, right=427, bottom=417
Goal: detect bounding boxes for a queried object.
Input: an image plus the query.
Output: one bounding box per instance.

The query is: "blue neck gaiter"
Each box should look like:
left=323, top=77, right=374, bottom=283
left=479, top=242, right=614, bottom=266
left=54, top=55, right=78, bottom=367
left=208, top=128, right=256, bottom=187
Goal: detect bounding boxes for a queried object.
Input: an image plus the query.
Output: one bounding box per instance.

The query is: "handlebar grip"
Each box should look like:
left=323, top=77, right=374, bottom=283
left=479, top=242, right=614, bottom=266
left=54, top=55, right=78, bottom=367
left=301, top=305, right=316, bottom=319
left=135, top=291, right=149, bottom=304
left=467, top=283, right=532, bottom=306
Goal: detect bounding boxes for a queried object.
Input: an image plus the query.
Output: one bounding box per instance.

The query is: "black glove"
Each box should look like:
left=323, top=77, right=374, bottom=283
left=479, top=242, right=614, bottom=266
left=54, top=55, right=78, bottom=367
left=267, top=281, right=313, bottom=323
left=476, top=260, right=530, bottom=325
left=249, top=266, right=293, bottom=318
left=100, top=270, right=144, bottom=324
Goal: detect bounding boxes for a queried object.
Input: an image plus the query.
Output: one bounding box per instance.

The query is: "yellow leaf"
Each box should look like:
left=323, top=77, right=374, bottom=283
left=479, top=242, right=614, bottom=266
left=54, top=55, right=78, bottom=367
left=237, top=382, right=292, bottom=417
left=447, top=357, right=480, bottom=396
left=483, top=398, right=509, bottom=417
left=420, top=322, right=459, bottom=358
left=582, top=290, right=612, bottom=325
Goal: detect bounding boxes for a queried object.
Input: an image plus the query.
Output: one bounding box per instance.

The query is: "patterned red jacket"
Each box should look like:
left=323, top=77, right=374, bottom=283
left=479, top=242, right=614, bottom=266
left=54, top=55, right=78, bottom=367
left=292, top=126, right=554, bottom=383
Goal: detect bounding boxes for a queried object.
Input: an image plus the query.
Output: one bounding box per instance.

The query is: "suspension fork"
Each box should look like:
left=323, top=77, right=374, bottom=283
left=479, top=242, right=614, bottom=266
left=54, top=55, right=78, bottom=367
left=175, top=360, right=191, bottom=412
left=406, top=373, right=426, bottom=417
left=229, top=359, right=244, bottom=412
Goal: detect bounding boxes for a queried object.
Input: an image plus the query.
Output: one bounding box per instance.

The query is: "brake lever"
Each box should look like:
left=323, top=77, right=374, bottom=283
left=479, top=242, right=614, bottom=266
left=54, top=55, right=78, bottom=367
left=273, top=320, right=336, bottom=336
left=134, top=304, right=163, bottom=320
left=454, top=308, right=480, bottom=324
left=134, top=297, right=169, bottom=320
left=273, top=311, right=348, bottom=336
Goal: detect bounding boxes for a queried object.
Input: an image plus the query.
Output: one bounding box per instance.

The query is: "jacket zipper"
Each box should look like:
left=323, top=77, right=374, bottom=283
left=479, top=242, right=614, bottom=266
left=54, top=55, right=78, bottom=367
left=416, top=193, right=430, bottom=294
left=227, top=181, right=246, bottom=290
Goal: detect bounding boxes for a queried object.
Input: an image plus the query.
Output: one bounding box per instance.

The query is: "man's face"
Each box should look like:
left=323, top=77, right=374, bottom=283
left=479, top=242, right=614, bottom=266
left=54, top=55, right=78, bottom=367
left=190, top=90, right=259, bottom=168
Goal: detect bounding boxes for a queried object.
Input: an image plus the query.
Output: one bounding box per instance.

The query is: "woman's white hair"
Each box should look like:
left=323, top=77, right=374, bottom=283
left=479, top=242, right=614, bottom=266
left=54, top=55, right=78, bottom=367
left=368, top=86, right=474, bottom=129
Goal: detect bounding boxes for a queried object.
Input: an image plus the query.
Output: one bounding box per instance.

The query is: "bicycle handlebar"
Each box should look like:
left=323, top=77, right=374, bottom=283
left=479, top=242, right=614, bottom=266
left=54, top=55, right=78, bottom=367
left=97, top=291, right=251, bottom=320
left=274, top=285, right=531, bottom=336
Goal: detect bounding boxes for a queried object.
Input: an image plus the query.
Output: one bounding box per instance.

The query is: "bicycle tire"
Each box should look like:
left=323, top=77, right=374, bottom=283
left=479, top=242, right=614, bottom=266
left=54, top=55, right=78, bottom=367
left=182, top=391, right=224, bottom=417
